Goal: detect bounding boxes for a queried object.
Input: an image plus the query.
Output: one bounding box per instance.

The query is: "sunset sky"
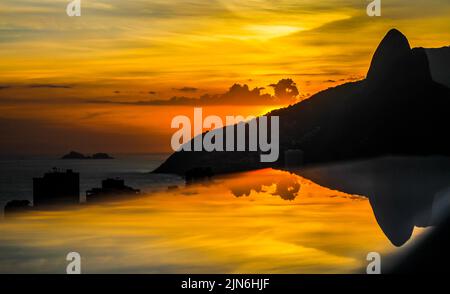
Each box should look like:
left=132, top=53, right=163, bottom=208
left=1, top=0, right=450, bottom=154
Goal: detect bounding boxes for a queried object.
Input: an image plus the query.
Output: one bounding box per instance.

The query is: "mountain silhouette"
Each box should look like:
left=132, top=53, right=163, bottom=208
left=154, top=29, right=450, bottom=175
left=367, top=29, right=432, bottom=88
left=426, top=46, right=450, bottom=88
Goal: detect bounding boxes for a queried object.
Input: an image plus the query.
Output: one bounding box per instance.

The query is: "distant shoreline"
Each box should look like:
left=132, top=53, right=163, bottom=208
left=61, top=151, right=114, bottom=160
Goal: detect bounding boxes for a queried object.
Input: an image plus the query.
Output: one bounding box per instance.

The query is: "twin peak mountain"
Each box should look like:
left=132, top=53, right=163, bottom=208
left=155, top=29, right=450, bottom=175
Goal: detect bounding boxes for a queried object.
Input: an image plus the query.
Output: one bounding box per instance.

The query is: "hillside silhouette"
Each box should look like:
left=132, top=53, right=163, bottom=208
left=426, top=46, right=450, bottom=88
left=154, top=29, right=450, bottom=175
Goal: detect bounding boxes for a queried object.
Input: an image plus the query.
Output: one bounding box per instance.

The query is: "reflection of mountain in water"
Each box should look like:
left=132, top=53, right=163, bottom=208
left=291, top=157, right=450, bottom=246
left=227, top=171, right=301, bottom=201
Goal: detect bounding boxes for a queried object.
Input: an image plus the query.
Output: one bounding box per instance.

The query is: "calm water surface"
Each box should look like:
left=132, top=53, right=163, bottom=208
left=0, top=167, right=430, bottom=273
left=0, top=154, right=182, bottom=209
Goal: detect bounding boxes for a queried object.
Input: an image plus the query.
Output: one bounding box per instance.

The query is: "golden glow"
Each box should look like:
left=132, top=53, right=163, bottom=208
left=0, top=103, right=281, bottom=153
left=0, top=169, right=425, bottom=273
left=1, top=1, right=450, bottom=154
left=1, top=1, right=449, bottom=95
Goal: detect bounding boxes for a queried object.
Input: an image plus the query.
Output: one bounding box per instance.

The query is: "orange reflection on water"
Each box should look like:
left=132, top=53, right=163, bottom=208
left=0, top=169, right=414, bottom=273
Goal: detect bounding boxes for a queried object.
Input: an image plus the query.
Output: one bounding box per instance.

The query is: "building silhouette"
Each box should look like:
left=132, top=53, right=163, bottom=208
left=33, top=168, right=80, bottom=207
left=86, top=178, right=140, bottom=202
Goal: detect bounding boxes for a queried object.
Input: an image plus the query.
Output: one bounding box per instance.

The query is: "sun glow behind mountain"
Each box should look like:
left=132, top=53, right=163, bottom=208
left=0, top=0, right=450, bottom=154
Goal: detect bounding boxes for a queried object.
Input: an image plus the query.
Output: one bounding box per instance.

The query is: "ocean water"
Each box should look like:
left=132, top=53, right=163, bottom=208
left=0, top=157, right=448, bottom=273
left=0, top=154, right=183, bottom=211
left=0, top=168, right=404, bottom=273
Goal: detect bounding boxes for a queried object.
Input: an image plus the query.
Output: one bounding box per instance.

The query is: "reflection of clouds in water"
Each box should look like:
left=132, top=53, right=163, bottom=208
left=274, top=178, right=301, bottom=201
left=0, top=168, right=415, bottom=273
left=0, top=243, right=66, bottom=274
left=227, top=170, right=301, bottom=200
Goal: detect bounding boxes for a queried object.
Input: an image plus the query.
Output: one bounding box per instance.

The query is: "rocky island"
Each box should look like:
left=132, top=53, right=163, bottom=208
left=61, top=151, right=114, bottom=160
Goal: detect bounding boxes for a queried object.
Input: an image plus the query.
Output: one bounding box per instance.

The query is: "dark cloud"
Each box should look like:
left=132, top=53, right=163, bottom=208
left=259, top=71, right=345, bottom=77
left=81, top=111, right=111, bottom=120
left=323, top=76, right=365, bottom=84
left=323, top=75, right=365, bottom=84
left=0, top=97, right=84, bottom=105
left=346, top=75, right=365, bottom=81
left=268, top=79, right=299, bottom=102
left=89, top=80, right=300, bottom=106
left=173, top=87, right=199, bottom=93
left=28, top=84, right=72, bottom=89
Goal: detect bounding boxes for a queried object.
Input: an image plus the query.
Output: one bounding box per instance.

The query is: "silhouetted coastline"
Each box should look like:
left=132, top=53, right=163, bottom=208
left=154, top=29, right=450, bottom=176
left=86, top=178, right=140, bottom=203
left=3, top=168, right=141, bottom=216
